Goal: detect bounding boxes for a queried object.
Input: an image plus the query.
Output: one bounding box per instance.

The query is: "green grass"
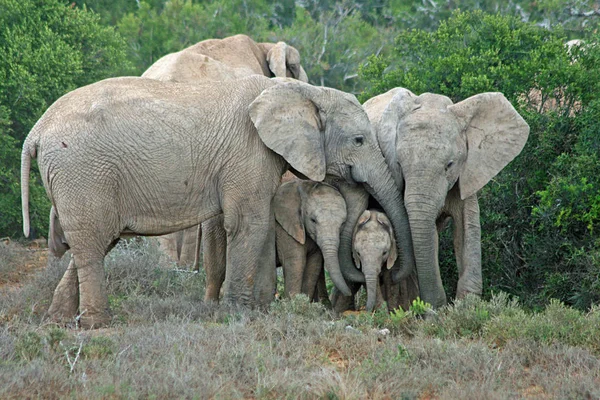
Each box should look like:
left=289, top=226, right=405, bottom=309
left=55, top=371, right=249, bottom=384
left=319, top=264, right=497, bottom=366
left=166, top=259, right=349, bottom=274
left=1, top=239, right=599, bottom=399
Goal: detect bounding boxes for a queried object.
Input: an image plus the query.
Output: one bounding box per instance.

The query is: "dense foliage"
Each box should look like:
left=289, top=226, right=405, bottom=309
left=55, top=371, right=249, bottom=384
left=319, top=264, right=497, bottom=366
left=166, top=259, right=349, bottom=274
left=360, top=10, right=600, bottom=310
left=0, top=0, right=131, bottom=237
left=1, top=0, right=599, bottom=310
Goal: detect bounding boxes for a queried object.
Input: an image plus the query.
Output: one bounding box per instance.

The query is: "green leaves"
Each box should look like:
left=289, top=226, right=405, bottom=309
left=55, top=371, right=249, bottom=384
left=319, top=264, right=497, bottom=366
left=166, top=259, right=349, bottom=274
left=0, top=0, right=130, bottom=238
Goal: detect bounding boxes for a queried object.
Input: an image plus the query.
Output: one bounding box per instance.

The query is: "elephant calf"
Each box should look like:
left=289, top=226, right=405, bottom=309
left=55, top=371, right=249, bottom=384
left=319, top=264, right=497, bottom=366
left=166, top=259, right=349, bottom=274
left=274, top=180, right=347, bottom=301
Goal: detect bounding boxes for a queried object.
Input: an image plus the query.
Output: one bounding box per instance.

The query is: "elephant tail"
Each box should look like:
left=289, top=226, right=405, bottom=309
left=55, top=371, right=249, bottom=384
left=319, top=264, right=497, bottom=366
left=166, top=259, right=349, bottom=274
left=21, top=134, right=38, bottom=237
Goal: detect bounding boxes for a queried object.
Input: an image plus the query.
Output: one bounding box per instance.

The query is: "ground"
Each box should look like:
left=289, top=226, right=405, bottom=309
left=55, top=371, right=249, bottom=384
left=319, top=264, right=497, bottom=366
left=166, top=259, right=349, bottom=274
left=1, top=238, right=599, bottom=399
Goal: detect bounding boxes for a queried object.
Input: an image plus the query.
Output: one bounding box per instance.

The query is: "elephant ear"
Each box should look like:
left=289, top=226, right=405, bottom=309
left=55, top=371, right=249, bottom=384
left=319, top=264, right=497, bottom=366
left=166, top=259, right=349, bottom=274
left=265, top=42, right=289, bottom=78
left=375, top=212, right=398, bottom=270
left=449, top=92, right=530, bottom=200
left=366, top=88, right=419, bottom=186
left=351, top=210, right=372, bottom=270
left=273, top=181, right=305, bottom=244
left=249, top=82, right=326, bottom=181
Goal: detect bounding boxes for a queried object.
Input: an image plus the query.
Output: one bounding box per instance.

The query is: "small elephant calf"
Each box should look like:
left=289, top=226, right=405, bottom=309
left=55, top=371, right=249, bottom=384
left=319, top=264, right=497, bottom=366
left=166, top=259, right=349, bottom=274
left=274, top=180, right=347, bottom=302
left=351, top=210, right=398, bottom=312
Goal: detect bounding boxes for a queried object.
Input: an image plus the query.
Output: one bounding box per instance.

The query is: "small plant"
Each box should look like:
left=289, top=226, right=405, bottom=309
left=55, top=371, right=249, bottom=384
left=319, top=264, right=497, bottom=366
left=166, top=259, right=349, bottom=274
left=15, top=331, right=43, bottom=361
left=270, top=294, right=330, bottom=320
left=83, top=336, right=115, bottom=359
left=409, top=298, right=432, bottom=316
left=46, top=326, right=67, bottom=351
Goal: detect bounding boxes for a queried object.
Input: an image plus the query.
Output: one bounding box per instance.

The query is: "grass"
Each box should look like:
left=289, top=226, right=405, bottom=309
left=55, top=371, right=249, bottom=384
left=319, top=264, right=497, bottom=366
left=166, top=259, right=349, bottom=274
left=1, top=238, right=599, bottom=399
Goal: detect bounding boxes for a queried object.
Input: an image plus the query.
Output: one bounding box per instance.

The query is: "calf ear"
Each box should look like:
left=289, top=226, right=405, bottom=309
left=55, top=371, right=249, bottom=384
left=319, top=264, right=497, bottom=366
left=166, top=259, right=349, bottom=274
left=375, top=212, right=397, bottom=270
left=351, top=210, right=371, bottom=270
left=448, top=92, right=530, bottom=200
left=249, top=82, right=326, bottom=182
left=273, top=181, right=305, bottom=244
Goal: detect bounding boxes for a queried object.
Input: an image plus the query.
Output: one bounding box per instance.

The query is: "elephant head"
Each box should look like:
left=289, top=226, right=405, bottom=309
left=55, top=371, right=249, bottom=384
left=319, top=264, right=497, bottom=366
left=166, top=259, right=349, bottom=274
left=274, top=180, right=347, bottom=296
left=258, top=41, right=309, bottom=82
left=352, top=210, right=397, bottom=311
left=365, top=87, right=529, bottom=307
left=250, top=79, right=414, bottom=296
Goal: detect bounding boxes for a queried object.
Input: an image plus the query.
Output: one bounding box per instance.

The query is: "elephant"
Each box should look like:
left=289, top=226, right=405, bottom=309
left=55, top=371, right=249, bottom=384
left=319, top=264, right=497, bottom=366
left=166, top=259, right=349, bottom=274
left=21, top=75, right=409, bottom=328
left=363, top=87, right=530, bottom=308
left=143, top=33, right=308, bottom=83
left=351, top=209, right=397, bottom=312
left=273, top=180, right=347, bottom=301
left=142, top=34, right=309, bottom=270
left=332, top=209, right=419, bottom=313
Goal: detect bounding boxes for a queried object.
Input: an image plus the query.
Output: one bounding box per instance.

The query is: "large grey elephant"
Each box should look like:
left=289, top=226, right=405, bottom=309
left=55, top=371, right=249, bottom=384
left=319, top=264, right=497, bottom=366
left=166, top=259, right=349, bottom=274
left=364, top=88, right=530, bottom=308
left=274, top=180, right=347, bottom=300
left=21, top=75, right=409, bottom=328
left=143, top=34, right=309, bottom=268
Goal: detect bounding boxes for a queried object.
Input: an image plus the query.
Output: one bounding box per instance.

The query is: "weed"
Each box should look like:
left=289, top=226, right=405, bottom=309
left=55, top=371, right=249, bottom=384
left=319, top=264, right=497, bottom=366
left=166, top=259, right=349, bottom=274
left=15, top=331, right=43, bottom=361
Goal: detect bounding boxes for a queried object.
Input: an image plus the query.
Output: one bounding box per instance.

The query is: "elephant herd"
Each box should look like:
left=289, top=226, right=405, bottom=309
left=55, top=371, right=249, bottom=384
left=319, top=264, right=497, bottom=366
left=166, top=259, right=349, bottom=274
left=20, top=34, right=529, bottom=329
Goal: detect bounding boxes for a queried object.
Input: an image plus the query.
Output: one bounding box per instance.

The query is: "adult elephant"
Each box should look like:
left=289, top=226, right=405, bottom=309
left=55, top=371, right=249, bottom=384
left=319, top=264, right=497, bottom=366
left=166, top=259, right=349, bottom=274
left=143, top=34, right=309, bottom=268
left=21, top=75, right=409, bottom=328
left=363, top=88, right=529, bottom=308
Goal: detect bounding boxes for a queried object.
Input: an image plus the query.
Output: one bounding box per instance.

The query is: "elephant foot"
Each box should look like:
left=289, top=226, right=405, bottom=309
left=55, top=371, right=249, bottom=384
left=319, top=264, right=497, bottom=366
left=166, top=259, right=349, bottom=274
left=78, top=311, right=111, bottom=329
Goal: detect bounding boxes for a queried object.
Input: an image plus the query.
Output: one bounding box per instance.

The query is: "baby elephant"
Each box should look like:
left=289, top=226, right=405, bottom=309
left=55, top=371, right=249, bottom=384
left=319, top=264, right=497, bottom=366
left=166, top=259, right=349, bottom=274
left=352, top=209, right=398, bottom=312
left=274, top=180, right=347, bottom=301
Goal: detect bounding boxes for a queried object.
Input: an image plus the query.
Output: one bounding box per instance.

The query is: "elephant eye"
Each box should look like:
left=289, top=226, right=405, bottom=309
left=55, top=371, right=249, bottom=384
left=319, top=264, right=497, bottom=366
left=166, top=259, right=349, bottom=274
left=445, top=160, right=454, bottom=171
left=353, top=135, right=364, bottom=147
left=310, top=217, right=317, bottom=224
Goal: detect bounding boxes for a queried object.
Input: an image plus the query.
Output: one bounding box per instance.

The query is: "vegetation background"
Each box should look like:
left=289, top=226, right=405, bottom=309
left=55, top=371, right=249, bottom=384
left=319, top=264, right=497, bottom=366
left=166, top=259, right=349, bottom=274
left=1, top=0, right=600, bottom=311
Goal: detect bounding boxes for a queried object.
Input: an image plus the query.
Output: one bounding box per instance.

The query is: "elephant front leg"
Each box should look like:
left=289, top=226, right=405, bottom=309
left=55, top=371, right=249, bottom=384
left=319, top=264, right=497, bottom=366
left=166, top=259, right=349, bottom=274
left=276, top=226, right=307, bottom=299
left=302, top=250, right=323, bottom=300
left=222, top=200, right=275, bottom=308
left=452, top=194, right=483, bottom=298
left=203, top=215, right=226, bottom=302
left=47, top=256, right=79, bottom=324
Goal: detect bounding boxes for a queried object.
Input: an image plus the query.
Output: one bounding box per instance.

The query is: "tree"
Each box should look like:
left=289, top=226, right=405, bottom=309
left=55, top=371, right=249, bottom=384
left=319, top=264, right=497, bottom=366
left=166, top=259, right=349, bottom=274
left=0, top=0, right=131, bottom=238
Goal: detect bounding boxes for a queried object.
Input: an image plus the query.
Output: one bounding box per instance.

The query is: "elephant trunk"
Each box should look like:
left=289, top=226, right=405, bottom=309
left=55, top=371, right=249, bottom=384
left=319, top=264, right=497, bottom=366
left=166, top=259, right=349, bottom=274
left=319, top=243, right=349, bottom=297
left=360, top=151, right=415, bottom=281
left=365, top=274, right=379, bottom=312
left=404, top=194, right=447, bottom=308
left=338, top=195, right=368, bottom=284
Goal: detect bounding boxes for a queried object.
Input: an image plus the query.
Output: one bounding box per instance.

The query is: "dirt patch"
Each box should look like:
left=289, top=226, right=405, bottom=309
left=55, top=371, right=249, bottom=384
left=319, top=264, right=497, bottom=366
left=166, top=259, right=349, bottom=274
left=0, top=238, right=49, bottom=290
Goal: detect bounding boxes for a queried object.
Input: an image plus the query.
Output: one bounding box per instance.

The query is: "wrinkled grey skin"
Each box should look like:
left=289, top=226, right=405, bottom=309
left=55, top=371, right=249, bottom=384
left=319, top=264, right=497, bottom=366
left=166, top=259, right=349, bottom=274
left=364, top=88, right=530, bottom=308
left=143, top=34, right=309, bottom=269
left=274, top=180, right=347, bottom=300
left=21, top=75, right=407, bottom=328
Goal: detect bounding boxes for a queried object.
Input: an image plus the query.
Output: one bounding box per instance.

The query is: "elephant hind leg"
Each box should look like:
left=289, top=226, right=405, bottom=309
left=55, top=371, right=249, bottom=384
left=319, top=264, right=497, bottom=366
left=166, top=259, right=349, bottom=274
left=203, top=215, right=226, bottom=302
left=47, top=257, right=79, bottom=324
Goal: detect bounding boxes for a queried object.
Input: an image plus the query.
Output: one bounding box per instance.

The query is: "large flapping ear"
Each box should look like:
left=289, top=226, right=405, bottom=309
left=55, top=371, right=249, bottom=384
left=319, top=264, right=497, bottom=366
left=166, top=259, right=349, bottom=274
left=375, top=212, right=397, bottom=270
left=449, top=92, right=530, bottom=200
left=273, top=181, right=305, bottom=244
left=249, top=82, right=326, bottom=181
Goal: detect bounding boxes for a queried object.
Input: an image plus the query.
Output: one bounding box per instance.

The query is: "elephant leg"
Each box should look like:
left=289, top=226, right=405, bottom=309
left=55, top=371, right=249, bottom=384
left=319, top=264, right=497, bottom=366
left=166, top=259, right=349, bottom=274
left=192, top=224, right=202, bottom=272
left=47, top=256, right=79, bottom=323
left=276, top=226, right=306, bottom=299
left=399, top=272, right=420, bottom=311
left=253, top=211, right=277, bottom=307
left=74, top=249, right=111, bottom=329
left=203, top=215, right=226, bottom=302
left=315, top=269, right=332, bottom=308
left=452, top=194, right=483, bottom=298
left=158, top=231, right=182, bottom=263
left=302, top=250, right=323, bottom=300
left=331, top=282, right=361, bottom=313
left=179, top=225, right=201, bottom=269
left=222, top=197, right=275, bottom=308
left=381, top=268, right=401, bottom=311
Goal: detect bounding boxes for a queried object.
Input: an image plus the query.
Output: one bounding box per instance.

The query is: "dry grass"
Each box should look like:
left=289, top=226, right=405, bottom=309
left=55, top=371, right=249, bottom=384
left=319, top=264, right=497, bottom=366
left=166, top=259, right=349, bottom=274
left=1, top=239, right=599, bottom=399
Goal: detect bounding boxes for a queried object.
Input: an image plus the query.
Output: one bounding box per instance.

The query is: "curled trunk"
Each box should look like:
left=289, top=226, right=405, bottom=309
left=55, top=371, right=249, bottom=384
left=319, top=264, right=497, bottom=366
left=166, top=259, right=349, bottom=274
left=320, top=246, right=350, bottom=297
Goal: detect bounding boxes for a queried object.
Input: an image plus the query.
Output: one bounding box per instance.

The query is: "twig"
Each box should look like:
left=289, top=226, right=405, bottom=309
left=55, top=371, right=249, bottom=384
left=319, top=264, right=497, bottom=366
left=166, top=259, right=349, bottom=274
left=65, top=341, right=83, bottom=374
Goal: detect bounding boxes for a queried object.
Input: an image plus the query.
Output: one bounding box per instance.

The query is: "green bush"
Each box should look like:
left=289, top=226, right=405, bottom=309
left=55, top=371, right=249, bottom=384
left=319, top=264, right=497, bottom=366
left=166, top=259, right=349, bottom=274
left=0, top=0, right=131, bottom=238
